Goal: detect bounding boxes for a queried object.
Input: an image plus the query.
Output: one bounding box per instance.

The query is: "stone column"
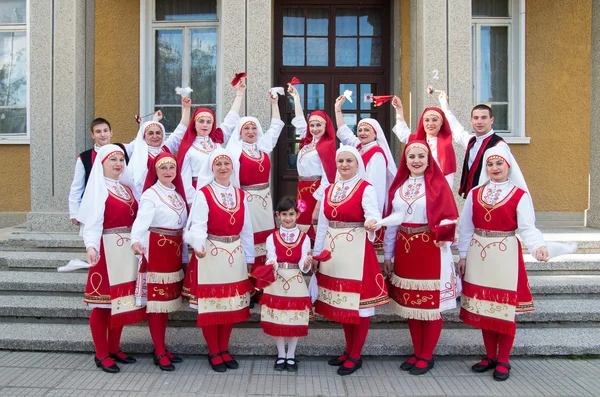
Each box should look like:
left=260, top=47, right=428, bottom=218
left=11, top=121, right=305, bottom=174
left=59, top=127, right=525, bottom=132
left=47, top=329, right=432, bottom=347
left=28, top=0, right=95, bottom=231
left=410, top=0, right=471, bottom=203
left=587, top=0, right=600, bottom=228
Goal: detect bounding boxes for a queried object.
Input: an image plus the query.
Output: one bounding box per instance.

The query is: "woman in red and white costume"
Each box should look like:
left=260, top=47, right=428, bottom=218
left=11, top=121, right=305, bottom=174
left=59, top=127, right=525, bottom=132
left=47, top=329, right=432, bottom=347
left=288, top=85, right=337, bottom=242
left=183, top=148, right=255, bottom=373
left=313, top=145, right=389, bottom=376
left=129, top=96, right=191, bottom=194
left=78, top=144, right=146, bottom=373
left=131, top=153, right=188, bottom=371
left=380, top=140, right=459, bottom=376
left=391, top=96, right=457, bottom=188
left=334, top=95, right=397, bottom=248
left=226, top=93, right=285, bottom=267
left=177, top=82, right=246, bottom=205
left=457, top=145, right=548, bottom=381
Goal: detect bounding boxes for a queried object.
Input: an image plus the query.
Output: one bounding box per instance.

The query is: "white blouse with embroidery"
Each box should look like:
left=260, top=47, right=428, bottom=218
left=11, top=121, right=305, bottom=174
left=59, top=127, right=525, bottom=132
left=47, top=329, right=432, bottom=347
left=184, top=181, right=255, bottom=264
left=458, top=180, right=545, bottom=258
left=265, top=226, right=311, bottom=273
left=292, top=116, right=330, bottom=201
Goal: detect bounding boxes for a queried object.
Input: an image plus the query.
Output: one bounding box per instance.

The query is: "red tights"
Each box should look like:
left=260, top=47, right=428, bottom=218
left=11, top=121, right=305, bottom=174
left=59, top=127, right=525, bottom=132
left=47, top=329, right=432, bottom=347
left=482, top=329, right=515, bottom=373
left=89, top=308, right=124, bottom=366
left=340, top=317, right=371, bottom=369
left=407, top=318, right=443, bottom=368
left=202, top=324, right=234, bottom=364
left=148, top=313, right=170, bottom=365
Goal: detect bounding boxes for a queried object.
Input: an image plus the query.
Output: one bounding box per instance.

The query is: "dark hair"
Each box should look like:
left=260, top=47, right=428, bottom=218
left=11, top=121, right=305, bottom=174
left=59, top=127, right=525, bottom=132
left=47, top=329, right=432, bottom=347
left=276, top=196, right=298, bottom=213
left=90, top=118, right=112, bottom=132
left=471, top=104, right=493, bottom=118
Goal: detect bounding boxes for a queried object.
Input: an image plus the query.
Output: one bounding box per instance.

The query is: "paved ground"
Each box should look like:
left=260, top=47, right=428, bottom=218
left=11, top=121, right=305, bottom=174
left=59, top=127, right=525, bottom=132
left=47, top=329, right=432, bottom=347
left=0, top=352, right=598, bottom=397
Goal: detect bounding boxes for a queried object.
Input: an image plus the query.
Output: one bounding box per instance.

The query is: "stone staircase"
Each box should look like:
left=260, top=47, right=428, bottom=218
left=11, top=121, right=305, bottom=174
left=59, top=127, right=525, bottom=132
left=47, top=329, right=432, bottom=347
left=1, top=226, right=600, bottom=357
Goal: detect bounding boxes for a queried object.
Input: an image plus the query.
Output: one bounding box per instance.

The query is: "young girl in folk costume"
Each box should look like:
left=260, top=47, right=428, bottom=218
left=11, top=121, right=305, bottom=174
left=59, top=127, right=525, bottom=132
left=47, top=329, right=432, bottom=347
left=313, top=145, right=389, bottom=376
left=183, top=148, right=255, bottom=373
left=391, top=96, right=457, bottom=188
left=288, top=85, right=337, bottom=243
left=77, top=144, right=147, bottom=373
left=129, top=96, right=191, bottom=194
left=457, top=146, right=549, bottom=381
left=380, top=141, right=459, bottom=376
left=131, top=153, right=188, bottom=371
left=177, top=82, right=246, bottom=205
left=258, top=196, right=312, bottom=372
left=334, top=95, right=397, bottom=249
left=226, top=92, right=285, bottom=267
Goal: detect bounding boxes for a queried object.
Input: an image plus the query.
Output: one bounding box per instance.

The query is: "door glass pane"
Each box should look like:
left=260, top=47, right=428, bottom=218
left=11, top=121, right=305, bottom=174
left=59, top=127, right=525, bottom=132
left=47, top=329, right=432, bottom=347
left=360, top=84, right=373, bottom=110
left=190, top=28, right=217, bottom=105
left=472, top=0, right=509, bottom=17
left=287, top=142, right=300, bottom=170
left=359, top=8, right=381, bottom=36
left=479, top=26, right=508, bottom=102
left=336, top=38, right=357, bottom=66
left=359, top=37, right=381, bottom=66
left=0, top=0, right=25, bottom=24
left=360, top=113, right=372, bottom=120
left=286, top=84, right=304, bottom=111
left=286, top=113, right=298, bottom=140
left=155, top=30, right=183, bottom=105
left=340, top=84, right=357, bottom=110
left=283, top=8, right=305, bottom=36
left=156, top=0, right=217, bottom=21
left=307, top=84, right=325, bottom=110
left=283, top=38, right=305, bottom=66
left=307, top=38, right=328, bottom=66
left=307, top=8, right=328, bottom=36
left=336, top=8, right=357, bottom=36
left=343, top=114, right=357, bottom=131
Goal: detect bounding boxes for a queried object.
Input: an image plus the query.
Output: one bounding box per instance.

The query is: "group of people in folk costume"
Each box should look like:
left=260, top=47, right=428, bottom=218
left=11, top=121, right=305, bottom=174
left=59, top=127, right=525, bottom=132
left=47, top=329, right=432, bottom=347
left=67, top=76, right=558, bottom=382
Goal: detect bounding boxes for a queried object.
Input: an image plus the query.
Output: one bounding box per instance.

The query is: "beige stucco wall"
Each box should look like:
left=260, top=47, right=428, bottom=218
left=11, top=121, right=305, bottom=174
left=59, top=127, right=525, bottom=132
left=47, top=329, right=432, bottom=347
left=515, top=0, right=591, bottom=211
left=94, top=0, right=140, bottom=144
left=0, top=145, right=30, bottom=211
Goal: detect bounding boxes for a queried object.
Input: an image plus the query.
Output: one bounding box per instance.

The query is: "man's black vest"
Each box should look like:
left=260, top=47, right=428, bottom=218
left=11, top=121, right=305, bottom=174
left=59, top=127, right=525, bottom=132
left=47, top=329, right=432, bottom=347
left=458, top=133, right=505, bottom=198
left=80, top=143, right=129, bottom=187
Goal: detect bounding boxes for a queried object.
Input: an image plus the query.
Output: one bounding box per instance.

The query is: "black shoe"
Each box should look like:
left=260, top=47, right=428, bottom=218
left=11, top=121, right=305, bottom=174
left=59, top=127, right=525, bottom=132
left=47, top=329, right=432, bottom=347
left=327, top=351, right=349, bottom=366
left=493, top=362, right=511, bottom=381
left=472, top=357, right=496, bottom=373
left=94, top=356, right=120, bottom=374
left=337, top=356, right=362, bottom=376
left=286, top=358, right=298, bottom=372
left=400, top=355, right=417, bottom=371
left=208, top=353, right=227, bottom=373
left=153, top=354, right=175, bottom=372
left=110, top=351, right=136, bottom=364
left=274, top=357, right=286, bottom=371
left=221, top=350, right=239, bottom=369
left=166, top=352, right=183, bottom=363
left=409, top=358, right=434, bottom=376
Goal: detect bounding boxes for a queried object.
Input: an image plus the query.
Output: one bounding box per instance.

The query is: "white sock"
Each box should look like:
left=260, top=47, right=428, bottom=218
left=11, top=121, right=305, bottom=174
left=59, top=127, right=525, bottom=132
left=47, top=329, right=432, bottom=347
left=286, top=337, right=298, bottom=360
left=275, top=337, right=286, bottom=362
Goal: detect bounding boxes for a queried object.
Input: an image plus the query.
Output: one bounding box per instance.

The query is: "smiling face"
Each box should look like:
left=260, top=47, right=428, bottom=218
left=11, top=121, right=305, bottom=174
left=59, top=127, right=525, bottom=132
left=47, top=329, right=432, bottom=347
left=195, top=116, right=214, bottom=137
left=336, top=152, right=359, bottom=180
left=241, top=122, right=259, bottom=144
left=422, top=113, right=443, bottom=138
left=156, top=161, right=176, bottom=186
left=212, top=156, right=233, bottom=185
left=102, top=152, right=125, bottom=180
left=486, top=157, right=509, bottom=183
left=308, top=118, right=326, bottom=139
left=357, top=123, right=376, bottom=145
left=406, top=146, right=429, bottom=177
left=90, top=123, right=113, bottom=147
left=470, top=109, right=494, bottom=136
left=276, top=208, right=298, bottom=229
left=145, top=124, right=163, bottom=147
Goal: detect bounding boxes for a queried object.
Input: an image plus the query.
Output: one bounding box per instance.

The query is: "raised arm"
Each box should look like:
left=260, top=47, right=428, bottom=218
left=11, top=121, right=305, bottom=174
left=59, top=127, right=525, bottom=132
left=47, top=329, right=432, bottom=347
left=438, top=91, right=472, bottom=148
left=334, top=95, right=346, bottom=130
left=289, top=85, right=307, bottom=139
left=392, top=95, right=412, bottom=144
left=163, top=96, right=192, bottom=153
left=260, top=93, right=286, bottom=153
left=222, top=82, right=246, bottom=145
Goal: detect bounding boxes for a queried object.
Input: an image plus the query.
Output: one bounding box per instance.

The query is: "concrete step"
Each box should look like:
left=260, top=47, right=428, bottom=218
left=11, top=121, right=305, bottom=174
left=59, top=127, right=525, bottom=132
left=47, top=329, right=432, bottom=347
left=1, top=294, right=598, bottom=325
left=0, top=322, right=598, bottom=356
left=2, top=270, right=600, bottom=295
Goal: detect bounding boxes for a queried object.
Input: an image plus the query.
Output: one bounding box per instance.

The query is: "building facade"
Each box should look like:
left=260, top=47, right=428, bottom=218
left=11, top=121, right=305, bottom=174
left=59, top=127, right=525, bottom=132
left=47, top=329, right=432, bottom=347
left=0, top=0, right=598, bottom=231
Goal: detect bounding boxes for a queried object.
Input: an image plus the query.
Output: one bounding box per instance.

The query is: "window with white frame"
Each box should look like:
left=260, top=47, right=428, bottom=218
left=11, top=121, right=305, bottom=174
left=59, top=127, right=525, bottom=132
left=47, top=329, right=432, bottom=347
left=472, top=0, right=526, bottom=140
left=0, top=0, right=27, bottom=140
left=144, top=0, right=218, bottom=133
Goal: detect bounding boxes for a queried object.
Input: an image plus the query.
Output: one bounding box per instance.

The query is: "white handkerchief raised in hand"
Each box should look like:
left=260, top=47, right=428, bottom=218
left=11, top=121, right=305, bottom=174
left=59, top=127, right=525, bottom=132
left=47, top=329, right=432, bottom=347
left=175, top=86, right=193, bottom=97
left=343, top=90, right=353, bottom=103
left=270, top=87, right=285, bottom=99
left=546, top=241, right=578, bottom=260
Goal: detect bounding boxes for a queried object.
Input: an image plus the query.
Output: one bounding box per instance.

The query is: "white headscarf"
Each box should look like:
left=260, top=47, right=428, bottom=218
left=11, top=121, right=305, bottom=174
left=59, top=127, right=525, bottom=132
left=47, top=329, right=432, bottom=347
left=358, top=118, right=397, bottom=208
left=129, top=121, right=167, bottom=193
left=226, top=116, right=274, bottom=163
left=335, top=145, right=366, bottom=182
left=76, top=144, right=137, bottom=228
left=477, top=145, right=529, bottom=193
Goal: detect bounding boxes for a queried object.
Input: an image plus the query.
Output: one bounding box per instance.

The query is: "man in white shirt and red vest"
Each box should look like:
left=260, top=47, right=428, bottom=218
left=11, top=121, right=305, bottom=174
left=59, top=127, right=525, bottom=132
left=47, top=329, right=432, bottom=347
left=68, top=118, right=133, bottom=225
left=438, top=94, right=510, bottom=198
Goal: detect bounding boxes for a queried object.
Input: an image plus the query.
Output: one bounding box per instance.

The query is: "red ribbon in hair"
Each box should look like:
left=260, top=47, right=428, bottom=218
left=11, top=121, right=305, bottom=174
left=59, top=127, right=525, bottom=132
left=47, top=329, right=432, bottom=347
left=230, top=72, right=247, bottom=87
left=288, top=77, right=301, bottom=85
left=372, top=95, right=394, bottom=107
